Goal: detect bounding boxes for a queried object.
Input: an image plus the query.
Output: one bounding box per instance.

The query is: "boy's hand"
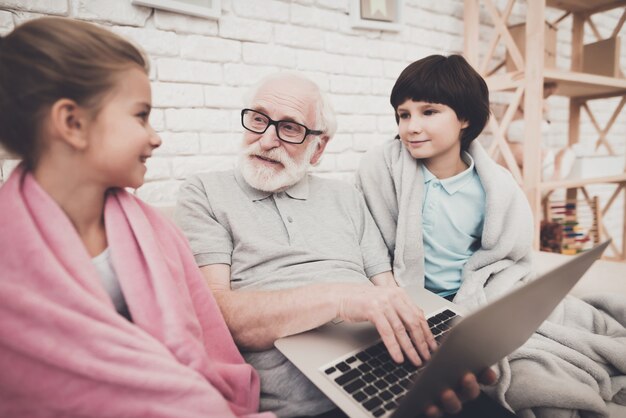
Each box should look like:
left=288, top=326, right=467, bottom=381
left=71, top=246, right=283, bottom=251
left=422, top=368, right=497, bottom=417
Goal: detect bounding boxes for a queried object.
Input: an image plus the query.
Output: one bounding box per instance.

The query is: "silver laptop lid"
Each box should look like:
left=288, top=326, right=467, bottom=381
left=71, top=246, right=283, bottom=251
left=392, top=240, right=610, bottom=417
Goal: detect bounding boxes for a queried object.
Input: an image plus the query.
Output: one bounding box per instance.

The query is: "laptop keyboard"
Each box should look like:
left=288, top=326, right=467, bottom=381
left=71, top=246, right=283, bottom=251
left=321, top=309, right=460, bottom=417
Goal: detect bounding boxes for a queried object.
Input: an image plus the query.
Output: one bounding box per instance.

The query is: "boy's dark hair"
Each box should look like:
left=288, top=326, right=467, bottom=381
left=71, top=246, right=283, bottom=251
left=390, top=54, right=490, bottom=151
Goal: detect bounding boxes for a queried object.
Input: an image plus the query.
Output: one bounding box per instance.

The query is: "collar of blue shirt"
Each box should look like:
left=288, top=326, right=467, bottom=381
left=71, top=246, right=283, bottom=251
left=422, top=151, right=475, bottom=195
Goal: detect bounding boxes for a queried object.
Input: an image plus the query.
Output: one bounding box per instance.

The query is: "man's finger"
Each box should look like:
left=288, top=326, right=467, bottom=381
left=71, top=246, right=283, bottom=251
left=403, top=317, right=430, bottom=362
left=383, top=308, right=422, bottom=366
left=397, top=297, right=435, bottom=359
left=371, top=315, right=404, bottom=364
left=418, top=310, right=438, bottom=352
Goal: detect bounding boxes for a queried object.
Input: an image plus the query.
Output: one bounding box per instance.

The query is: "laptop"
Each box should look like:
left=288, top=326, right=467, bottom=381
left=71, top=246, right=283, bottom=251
left=275, top=240, right=610, bottom=418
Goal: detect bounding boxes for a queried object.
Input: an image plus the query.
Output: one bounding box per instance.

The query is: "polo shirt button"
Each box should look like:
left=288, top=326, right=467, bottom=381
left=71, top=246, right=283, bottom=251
left=287, top=216, right=293, bottom=223
left=433, top=183, right=440, bottom=188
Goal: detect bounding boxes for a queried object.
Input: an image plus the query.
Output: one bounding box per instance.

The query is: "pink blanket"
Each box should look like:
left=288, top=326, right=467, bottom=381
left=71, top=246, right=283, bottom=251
left=0, top=166, right=273, bottom=417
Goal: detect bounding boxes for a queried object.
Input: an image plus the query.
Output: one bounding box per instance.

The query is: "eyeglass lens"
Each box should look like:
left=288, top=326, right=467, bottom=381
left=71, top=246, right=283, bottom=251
left=243, top=110, right=306, bottom=142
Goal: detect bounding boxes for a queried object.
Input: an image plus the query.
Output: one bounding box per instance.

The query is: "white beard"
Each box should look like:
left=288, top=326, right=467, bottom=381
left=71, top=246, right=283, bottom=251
left=239, top=139, right=318, bottom=193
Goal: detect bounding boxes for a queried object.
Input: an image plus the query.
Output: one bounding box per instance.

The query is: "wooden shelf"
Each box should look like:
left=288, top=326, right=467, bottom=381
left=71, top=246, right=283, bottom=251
left=547, top=0, right=626, bottom=14
left=486, top=70, right=626, bottom=99
left=540, top=173, right=626, bottom=192
left=545, top=69, right=626, bottom=99
left=465, top=0, right=626, bottom=259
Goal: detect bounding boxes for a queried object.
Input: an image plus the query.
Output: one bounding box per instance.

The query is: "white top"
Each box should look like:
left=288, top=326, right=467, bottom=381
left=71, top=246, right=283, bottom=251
left=92, top=248, right=129, bottom=318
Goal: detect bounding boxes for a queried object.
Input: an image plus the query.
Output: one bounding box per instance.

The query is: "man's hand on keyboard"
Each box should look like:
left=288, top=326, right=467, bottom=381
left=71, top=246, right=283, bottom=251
left=336, top=284, right=437, bottom=366
left=423, top=368, right=498, bottom=417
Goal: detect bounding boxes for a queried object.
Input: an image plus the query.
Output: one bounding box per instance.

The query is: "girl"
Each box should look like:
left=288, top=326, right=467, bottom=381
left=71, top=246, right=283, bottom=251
left=0, top=17, right=270, bottom=418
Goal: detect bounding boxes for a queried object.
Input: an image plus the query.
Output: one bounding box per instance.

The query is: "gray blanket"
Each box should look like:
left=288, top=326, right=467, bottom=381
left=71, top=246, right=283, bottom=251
left=489, top=293, right=626, bottom=418
left=356, top=139, right=534, bottom=308
left=356, top=139, right=626, bottom=416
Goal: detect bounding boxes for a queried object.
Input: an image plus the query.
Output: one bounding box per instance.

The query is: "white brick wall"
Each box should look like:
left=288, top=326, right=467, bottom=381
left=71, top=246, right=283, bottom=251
left=181, top=35, right=241, bottom=62
left=0, top=0, right=67, bottom=15
left=152, top=82, right=205, bottom=107
left=219, top=16, right=273, bottom=42
left=154, top=9, right=218, bottom=36
left=112, top=25, right=180, bottom=56
left=243, top=42, right=297, bottom=68
left=0, top=8, right=13, bottom=29
left=157, top=58, right=222, bottom=84
left=74, top=0, right=151, bottom=26
left=0, top=0, right=624, bottom=253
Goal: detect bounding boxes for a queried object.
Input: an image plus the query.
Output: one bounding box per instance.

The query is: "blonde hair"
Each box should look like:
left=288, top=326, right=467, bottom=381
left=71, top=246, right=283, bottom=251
left=0, top=17, right=148, bottom=168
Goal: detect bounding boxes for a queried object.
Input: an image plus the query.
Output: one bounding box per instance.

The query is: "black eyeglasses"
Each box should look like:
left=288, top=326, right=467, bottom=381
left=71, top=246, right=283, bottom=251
left=241, top=109, right=323, bottom=144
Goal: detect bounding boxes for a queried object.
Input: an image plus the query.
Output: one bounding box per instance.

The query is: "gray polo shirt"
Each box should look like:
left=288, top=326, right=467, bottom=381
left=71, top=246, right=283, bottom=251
left=175, top=169, right=391, bottom=417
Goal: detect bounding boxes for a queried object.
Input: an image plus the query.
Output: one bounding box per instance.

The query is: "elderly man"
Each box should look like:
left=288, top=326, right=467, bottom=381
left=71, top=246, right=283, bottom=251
left=175, top=73, right=495, bottom=418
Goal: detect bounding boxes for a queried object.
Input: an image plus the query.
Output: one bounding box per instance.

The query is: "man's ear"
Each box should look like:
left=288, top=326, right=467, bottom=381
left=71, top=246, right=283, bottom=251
left=460, top=119, right=470, bottom=130
left=310, top=135, right=330, bottom=166
left=48, top=98, right=90, bottom=150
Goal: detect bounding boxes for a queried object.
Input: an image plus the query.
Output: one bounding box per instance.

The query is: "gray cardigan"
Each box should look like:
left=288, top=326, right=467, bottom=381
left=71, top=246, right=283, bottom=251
left=355, top=138, right=534, bottom=310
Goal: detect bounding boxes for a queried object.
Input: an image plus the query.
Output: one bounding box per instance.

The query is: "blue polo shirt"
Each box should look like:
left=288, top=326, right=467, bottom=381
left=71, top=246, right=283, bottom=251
left=422, top=153, right=486, bottom=297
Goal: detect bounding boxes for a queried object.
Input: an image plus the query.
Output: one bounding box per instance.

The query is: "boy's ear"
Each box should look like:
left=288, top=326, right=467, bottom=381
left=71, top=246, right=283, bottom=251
left=460, top=119, right=470, bottom=130
left=49, top=98, right=90, bottom=150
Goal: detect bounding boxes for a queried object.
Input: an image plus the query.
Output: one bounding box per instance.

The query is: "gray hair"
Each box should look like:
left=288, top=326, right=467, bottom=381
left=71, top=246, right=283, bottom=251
left=242, top=72, right=337, bottom=140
